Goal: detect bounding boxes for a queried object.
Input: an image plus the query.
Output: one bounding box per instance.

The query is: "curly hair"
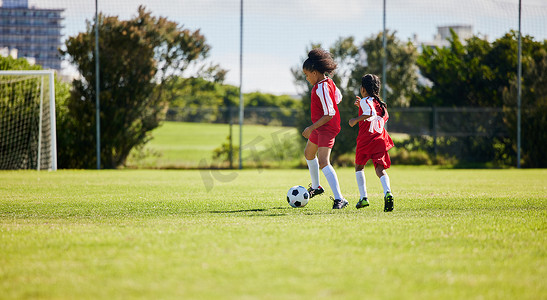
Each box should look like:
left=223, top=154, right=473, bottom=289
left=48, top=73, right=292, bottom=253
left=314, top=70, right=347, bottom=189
left=361, top=74, right=387, bottom=116
left=302, top=48, right=337, bottom=75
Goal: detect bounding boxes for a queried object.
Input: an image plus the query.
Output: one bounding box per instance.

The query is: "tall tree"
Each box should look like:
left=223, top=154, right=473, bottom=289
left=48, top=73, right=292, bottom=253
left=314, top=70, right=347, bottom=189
left=60, top=6, right=211, bottom=168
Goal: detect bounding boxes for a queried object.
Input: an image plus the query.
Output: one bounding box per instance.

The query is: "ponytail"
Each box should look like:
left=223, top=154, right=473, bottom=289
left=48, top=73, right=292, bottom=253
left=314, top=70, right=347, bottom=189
left=361, top=74, right=387, bottom=117
left=373, top=95, right=387, bottom=117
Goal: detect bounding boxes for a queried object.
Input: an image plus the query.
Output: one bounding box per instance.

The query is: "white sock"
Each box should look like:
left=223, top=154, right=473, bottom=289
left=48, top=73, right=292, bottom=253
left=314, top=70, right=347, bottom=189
left=322, top=165, right=343, bottom=200
left=306, top=158, right=320, bottom=189
left=355, top=170, right=367, bottom=199
left=380, top=174, right=391, bottom=195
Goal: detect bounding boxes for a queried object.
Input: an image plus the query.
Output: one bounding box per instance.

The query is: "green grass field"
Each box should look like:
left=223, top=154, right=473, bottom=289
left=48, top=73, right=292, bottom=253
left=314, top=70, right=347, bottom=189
left=126, top=122, right=300, bottom=168
left=1, top=167, right=545, bottom=299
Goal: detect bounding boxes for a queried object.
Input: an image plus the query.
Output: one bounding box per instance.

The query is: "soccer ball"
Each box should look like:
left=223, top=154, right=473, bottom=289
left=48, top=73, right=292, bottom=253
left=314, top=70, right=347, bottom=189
left=287, top=185, right=309, bottom=208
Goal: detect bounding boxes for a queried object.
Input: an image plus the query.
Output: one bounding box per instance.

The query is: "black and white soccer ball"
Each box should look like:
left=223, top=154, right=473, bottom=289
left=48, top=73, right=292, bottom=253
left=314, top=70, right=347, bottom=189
left=287, top=185, right=309, bottom=208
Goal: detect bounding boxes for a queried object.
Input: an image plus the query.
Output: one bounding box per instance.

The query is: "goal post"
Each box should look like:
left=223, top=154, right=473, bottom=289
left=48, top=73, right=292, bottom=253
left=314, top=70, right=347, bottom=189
left=0, top=70, right=57, bottom=171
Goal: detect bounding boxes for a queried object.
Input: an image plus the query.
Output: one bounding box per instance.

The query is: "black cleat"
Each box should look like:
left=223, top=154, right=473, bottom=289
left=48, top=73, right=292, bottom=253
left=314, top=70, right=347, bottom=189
left=384, top=192, right=394, bottom=212
left=307, top=184, right=325, bottom=199
left=332, top=197, right=349, bottom=209
left=356, top=197, right=370, bottom=209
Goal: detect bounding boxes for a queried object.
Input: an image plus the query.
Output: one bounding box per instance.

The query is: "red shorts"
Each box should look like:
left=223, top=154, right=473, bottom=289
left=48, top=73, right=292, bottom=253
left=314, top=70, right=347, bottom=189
left=309, top=130, right=338, bottom=148
left=355, top=150, right=391, bottom=169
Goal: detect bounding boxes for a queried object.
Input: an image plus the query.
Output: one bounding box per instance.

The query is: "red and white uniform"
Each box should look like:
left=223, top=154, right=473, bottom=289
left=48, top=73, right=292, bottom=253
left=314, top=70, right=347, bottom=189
left=309, top=78, right=342, bottom=148
left=355, top=97, right=394, bottom=167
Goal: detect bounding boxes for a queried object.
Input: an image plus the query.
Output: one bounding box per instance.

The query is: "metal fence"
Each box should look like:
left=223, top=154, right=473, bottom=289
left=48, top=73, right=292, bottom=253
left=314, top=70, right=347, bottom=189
left=387, top=107, right=509, bottom=137
left=166, top=106, right=510, bottom=137
left=166, top=106, right=298, bottom=127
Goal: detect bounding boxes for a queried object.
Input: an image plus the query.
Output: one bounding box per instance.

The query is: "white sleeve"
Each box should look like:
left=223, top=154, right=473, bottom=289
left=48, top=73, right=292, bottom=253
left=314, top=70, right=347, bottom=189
left=334, top=86, right=342, bottom=104
left=360, top=98, right=372, bottom=116
left=316, top=82, right=336, bottom=116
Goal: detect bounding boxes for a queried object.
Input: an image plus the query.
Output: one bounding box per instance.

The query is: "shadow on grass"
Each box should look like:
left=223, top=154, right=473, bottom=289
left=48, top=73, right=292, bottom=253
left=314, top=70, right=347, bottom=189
left=209, top=207, right=290, bottom=214
left=208, top=206, right=350, bottom=217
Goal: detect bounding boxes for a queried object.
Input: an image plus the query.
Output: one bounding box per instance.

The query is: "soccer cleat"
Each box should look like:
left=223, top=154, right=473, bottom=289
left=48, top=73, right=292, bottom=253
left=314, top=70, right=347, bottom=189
left=307, top=184, right=325, bottom=199
left=332, top=197, right=349, bottom=209
left=356, top=197, right=370, bottom=209
left=384, top=192, right=394, bottom=212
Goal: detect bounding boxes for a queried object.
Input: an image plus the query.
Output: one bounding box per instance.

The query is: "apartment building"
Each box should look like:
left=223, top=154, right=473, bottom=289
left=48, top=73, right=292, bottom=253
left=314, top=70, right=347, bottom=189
left=0, top=0, right=64, bottom=69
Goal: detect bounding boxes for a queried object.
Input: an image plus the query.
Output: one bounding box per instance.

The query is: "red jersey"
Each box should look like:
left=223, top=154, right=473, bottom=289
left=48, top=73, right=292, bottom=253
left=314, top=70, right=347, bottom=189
left=356, top=97, right=394, bottom=154
left=310, top=78, right=342, bottom=133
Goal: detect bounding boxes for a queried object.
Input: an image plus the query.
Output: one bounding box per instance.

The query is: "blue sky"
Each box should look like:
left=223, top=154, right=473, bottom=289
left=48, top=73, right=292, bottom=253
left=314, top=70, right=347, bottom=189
left=25, top=0, right=547, bottom=95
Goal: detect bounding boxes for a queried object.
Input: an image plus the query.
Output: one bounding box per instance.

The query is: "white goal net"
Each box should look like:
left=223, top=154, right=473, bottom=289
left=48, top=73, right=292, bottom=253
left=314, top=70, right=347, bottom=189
left=0, top=70, right=57, bottom=170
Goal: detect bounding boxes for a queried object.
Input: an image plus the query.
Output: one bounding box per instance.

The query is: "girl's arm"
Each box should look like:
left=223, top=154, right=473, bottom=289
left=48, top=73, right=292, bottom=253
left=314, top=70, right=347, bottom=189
left=349, top=96, right=371, bottom=127
left=349, top=114, right=372, bottom=127
left=302, top=115, right=334, bottom=139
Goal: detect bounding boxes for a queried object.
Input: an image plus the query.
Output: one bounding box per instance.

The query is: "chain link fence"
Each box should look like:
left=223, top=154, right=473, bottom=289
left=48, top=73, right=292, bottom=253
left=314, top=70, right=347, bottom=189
left=164, top=105, right=522, bottom=165
left=166, top=106, right=511, bottom=137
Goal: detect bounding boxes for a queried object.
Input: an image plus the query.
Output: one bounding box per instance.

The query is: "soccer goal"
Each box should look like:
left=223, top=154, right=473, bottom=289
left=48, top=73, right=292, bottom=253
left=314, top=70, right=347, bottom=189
left=0, top=70, right=57, bottom=170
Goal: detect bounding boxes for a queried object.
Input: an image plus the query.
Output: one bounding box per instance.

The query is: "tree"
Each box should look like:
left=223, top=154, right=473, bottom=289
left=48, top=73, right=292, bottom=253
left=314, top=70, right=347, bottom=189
left=352, top=31, right=418, bottom=107
left=60, top=6, right=212, bottom=168
left=501, top=34, right=547, bottom=168
left=415, top=30, right=547, bottom=167
left=415, top=31, right=499, bottom=107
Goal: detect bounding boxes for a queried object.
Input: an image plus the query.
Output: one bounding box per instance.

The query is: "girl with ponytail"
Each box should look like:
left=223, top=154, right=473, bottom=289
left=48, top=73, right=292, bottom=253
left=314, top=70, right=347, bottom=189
left=348, top=74, right=395, bottom=212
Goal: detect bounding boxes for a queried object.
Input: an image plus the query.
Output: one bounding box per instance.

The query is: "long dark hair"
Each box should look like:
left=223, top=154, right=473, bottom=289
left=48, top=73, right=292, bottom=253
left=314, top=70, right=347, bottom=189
left=302, top=48, right=337, bottom=75
left=361, top=74, right=387, bottom=116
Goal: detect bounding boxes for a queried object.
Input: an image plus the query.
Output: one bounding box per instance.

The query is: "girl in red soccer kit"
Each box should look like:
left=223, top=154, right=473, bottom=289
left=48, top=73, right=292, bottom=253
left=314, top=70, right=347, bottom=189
left=301, top=49, right=348, bottom=209
left=348, top=74, right=394, bottom=212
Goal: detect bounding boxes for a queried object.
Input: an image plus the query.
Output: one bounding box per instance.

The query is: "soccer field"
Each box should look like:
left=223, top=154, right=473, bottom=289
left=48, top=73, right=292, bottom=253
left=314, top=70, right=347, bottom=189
left=125, top=122, right=301, bottom=169
left=1, top=167, right=546, bottom=299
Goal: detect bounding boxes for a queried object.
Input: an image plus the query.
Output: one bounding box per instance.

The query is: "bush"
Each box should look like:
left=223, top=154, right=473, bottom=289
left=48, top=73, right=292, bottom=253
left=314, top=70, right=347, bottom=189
left=390, top=148, right=433, bottom=165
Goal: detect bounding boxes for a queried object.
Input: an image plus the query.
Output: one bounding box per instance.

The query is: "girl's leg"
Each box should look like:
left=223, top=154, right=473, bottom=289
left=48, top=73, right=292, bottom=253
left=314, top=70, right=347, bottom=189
left=355, top=164, right=367, bottom=200
left=375, top=164, right=391, bottom=195
left=376, top=164, right=394, bottom=212
left=317, top=147, right=344, bottom=200
left=316, top=146, right=330, bottom=169
left=304, top=140, right=320, bottom=189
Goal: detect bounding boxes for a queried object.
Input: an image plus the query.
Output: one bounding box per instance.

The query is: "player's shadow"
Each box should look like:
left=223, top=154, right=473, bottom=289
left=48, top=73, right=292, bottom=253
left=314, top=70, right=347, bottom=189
left=209, top=207, right=290, bottom=215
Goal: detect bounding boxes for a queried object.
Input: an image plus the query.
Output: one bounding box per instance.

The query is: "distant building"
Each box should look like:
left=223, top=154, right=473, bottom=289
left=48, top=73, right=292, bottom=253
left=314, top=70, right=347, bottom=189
left=414, top=25, right=474, bottom=50
left=0, top=0, right=64, bottom=69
